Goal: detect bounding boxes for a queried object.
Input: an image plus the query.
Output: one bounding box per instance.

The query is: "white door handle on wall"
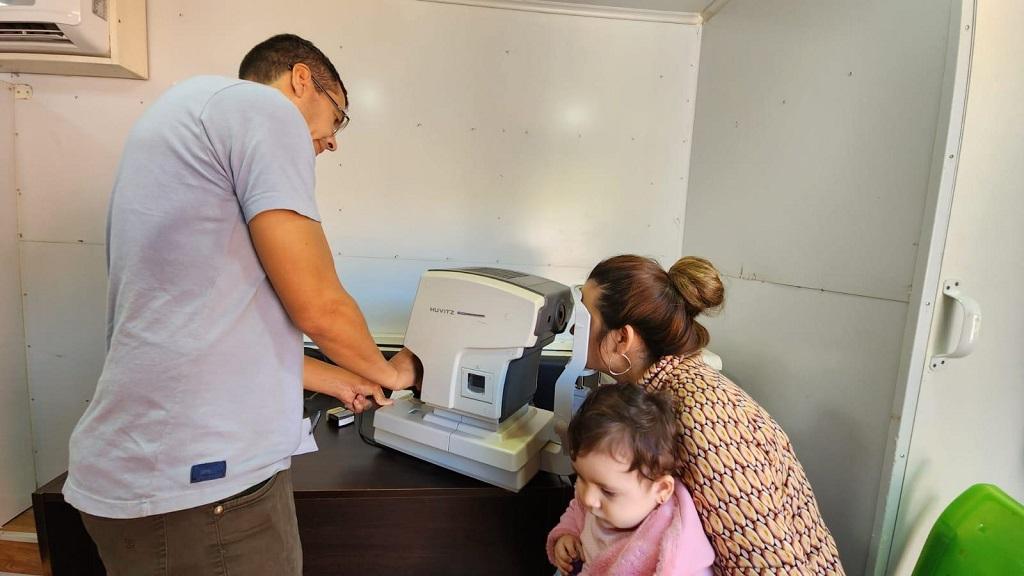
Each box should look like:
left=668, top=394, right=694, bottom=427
left=929, top=279, right=982, bottom=370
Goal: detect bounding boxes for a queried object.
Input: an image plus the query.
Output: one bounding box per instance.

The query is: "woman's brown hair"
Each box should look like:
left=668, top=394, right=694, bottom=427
left=588, top=255, right=724, bottom=359
left=568, top=383, right=679, bottom=481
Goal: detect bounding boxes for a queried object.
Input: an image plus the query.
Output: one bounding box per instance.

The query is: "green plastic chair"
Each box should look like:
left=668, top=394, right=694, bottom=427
left=911, top=483, right=1024, bottom=576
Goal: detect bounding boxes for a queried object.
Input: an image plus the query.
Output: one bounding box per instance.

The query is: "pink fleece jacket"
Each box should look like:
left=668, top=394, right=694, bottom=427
left=546, top=480, right=714, bottom=576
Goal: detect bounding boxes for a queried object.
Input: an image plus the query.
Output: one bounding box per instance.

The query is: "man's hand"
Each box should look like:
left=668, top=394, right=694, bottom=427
left=304, top=356, right=392, bottom=413
left=338, top=381, right=388, bottom=414
left=553, top=534, right=583, bottom=574
left=387, top=348, right=423, bottom=391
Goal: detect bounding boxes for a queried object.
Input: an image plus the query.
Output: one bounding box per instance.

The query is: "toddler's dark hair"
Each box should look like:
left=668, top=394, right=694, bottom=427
left=568, top=384, right=679, bottom=481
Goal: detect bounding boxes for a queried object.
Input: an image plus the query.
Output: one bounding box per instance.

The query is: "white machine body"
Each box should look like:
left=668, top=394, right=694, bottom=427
left=372, top=268, right=590, bottom=491
left=409, top=270, right=558, bottom=422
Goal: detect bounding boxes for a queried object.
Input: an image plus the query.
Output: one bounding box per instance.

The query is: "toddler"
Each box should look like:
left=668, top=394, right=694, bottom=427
left=547, top=384, right=713, bottom=576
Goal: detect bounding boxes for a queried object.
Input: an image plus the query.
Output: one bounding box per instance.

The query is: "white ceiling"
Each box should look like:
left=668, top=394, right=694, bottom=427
left=419, top=0, right=727, bottom=21
left=548, top=0, right=716, bottom=14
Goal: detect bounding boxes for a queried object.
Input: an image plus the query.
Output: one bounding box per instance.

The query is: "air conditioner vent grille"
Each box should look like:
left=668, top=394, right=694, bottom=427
left=0, top=22, right=72, bottom=44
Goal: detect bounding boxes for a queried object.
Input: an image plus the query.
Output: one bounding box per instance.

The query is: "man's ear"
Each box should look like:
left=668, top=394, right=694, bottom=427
left=290, top=63, right=311, bottom=98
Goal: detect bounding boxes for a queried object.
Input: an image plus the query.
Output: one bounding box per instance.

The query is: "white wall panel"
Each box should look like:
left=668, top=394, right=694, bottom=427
left=702, top=277, right=907, bottom=574
left=686, top=0, right=953, bottom=302
left=0, top=81, right=35, bottom=520
left=486, top=0, right=712, bottom=13
left=20, top=242, right=107, bottom=486
left=304, top=0, right=700, bottom=268
left=13, top=84, right=145, bottom=244
left=685, top=1, right=956, bottom=571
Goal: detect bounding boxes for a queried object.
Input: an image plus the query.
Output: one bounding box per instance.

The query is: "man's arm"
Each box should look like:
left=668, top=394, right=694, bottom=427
left=249, top=209, right=416, bottom=390
left=303, top=355, right=391, bottom=412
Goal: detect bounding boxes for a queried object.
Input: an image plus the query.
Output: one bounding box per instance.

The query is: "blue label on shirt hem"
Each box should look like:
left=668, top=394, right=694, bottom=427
left=190, top=461, right=227, bottom=483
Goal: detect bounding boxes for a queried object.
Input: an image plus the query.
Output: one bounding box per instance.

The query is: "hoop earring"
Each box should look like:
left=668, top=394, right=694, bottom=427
left=608, top=353, right=633, bottom=376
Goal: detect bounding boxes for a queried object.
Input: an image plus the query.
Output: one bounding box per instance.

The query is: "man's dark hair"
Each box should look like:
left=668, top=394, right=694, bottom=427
left=568, top=384, right=680, bottom=481
left=239, top=33, right=348, bottom=102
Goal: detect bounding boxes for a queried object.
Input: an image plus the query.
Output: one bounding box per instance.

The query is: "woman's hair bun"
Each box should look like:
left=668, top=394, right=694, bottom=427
left=668, top=256, right=724, bottom=315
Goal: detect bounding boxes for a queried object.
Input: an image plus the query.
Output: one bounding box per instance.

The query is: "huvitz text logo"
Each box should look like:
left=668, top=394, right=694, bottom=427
left=430, top=306, right=456, bottom=315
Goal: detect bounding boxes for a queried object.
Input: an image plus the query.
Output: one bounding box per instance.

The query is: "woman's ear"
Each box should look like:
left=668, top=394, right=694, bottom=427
left=618, top=325, right=642, bottom=355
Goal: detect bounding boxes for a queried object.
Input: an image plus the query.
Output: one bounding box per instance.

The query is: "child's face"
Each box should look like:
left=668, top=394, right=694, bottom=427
left=573, top=448, right=674, bottom=530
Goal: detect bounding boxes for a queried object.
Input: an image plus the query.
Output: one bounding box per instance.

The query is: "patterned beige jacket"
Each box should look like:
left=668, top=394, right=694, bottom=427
left=640, top=354, right=845, bottom=575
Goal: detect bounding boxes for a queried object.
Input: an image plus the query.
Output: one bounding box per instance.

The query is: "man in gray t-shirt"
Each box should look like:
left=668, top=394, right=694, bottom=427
left=64, top=34, right=419, bottom=575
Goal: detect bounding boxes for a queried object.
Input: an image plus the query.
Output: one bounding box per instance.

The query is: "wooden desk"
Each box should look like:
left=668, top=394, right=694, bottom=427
left=32, top=397, right=573, bottom=575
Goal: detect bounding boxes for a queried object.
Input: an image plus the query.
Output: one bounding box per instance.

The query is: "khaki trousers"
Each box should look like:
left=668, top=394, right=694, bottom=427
left=80, top=469, right=301, bottom=576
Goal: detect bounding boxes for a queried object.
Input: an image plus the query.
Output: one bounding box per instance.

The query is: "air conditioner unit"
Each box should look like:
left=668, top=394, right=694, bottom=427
left=0, top=0, right=110, bottom=57
left=0, top=0, right=146, bottom=79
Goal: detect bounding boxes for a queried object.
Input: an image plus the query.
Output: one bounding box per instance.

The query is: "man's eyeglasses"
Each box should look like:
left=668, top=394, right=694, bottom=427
left=309, top=73, right=350, bottom=135
left=290, top=63, right=350, bottom=135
